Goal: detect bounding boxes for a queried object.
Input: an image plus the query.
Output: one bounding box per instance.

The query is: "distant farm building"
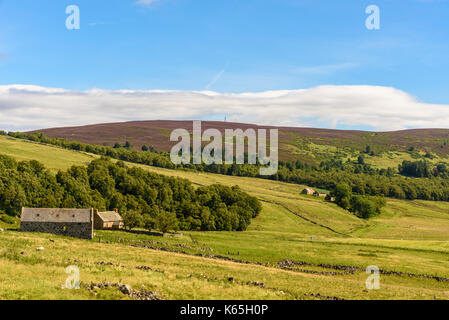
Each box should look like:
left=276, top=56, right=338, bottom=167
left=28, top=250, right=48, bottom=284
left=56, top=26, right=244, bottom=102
left=301, top=188, right=315, bottom=195
left=313, top=191, right=326, bottom=197
left=325, top=194, right=335, bottom=202
left=94, top=209, right=124, bottom=230
left=20, top=208, right=94, bottom=239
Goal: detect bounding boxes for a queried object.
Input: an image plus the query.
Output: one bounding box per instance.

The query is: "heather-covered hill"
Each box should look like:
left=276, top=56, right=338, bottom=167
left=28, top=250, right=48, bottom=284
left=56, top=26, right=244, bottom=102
left=31, top=120, right=449, bottom=164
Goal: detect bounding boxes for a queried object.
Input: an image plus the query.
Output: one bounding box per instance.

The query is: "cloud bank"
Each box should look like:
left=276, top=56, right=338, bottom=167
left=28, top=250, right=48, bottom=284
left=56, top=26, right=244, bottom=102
left=1, top=84, right=448, bottom=132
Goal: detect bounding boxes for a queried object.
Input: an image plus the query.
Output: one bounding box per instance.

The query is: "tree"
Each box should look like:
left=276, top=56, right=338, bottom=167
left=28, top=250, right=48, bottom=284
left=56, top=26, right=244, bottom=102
left=113, top=142, right=122, bottom=149
left=332, top=183, right=352, bottom=210
left=436, top=163, right=448, bottom=177
left=122, top=210, right=143, bottom=230
left=0, top=178, right=27, bottom=216
left=350, top=195, right=385, bottom=219
left=399, top=160, right=431, bottom=178
left=142, top=214, right=156, bottom=231
left=154, top=211, right=179, bottom=234
left=88, top=169, right=115, bottom=198
left=125, top=141, right=132, bottom=149
left=350, top=196, right=376, bottom=219
left=141, top=145, right=149, bottom=151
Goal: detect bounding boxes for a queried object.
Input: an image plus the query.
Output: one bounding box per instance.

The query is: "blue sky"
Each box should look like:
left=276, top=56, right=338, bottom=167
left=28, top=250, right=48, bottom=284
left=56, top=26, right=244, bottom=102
left=0, top=0, right=448, bottom=131
left=0, top=0, right=448, bottom=102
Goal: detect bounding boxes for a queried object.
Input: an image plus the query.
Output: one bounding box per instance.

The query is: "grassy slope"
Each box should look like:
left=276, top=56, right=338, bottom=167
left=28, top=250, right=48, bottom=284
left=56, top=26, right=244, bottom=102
left=1, top=136, right=449, bottom=300
left=0, top=136, right=98, bottom=172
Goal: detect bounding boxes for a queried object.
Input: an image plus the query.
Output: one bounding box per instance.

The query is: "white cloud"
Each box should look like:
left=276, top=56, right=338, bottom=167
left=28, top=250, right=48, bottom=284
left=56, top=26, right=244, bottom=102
left=1, top=84, right=449, bottom=132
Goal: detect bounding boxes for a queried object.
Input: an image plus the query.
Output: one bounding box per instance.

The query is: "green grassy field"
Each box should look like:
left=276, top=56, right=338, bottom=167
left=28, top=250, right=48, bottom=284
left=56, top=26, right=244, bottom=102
left=1, top=135, right=449, bottom=300
left=0, top=136, right=98, bottom=172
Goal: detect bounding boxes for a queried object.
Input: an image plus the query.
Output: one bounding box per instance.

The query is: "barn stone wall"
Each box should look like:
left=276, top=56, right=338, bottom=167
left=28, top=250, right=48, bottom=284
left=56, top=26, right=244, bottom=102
left=20, top=221, right=93, bottom=239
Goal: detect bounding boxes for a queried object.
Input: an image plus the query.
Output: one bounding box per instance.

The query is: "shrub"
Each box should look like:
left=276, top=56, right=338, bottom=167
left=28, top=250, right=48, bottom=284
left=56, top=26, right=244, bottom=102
left=0, top=214, right=17, bottom=224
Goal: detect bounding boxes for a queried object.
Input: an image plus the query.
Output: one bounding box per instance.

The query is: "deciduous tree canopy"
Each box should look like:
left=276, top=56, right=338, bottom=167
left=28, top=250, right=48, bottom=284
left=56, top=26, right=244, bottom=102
left=0, top=154, right=261, bottom=232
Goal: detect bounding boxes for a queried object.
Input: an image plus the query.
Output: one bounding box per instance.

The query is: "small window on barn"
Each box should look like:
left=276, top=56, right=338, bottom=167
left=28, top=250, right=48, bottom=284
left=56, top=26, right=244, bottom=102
left=36, top=214, right=40, bottom=217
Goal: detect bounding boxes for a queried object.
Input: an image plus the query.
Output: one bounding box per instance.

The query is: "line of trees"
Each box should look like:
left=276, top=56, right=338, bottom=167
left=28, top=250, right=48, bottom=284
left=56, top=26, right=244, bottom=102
left=0, top=153, right=261, bottom=232
left=5, top=131, right=449, bottom=202
left=398, top=160, right=449, bottom=178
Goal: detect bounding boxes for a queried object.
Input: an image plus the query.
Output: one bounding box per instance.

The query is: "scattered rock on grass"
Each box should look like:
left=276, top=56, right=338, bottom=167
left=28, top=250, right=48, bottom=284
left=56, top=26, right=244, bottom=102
left=130, top=289, right=161, bottom=300
left=246, top=281, right=265, bottom=288
left=84, top=282, right=161, bottom=300
left=119, top=284, right=133, bottom=295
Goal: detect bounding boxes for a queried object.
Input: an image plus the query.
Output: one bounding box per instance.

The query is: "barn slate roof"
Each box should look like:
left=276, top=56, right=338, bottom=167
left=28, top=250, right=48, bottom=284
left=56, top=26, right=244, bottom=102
left=21, top=208, right=93, bottom=223
left=96, top=211, right=123, bottom=223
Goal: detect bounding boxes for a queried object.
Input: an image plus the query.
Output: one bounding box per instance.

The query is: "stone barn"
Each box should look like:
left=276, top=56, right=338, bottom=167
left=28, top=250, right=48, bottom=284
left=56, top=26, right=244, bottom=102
left=313, top=191, right=326, bottom=197
left=20, top=208, right=94, bottom=239
left=301, top=188, right=315, bottom=195
left=94, top=209, right=124, bottom=230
